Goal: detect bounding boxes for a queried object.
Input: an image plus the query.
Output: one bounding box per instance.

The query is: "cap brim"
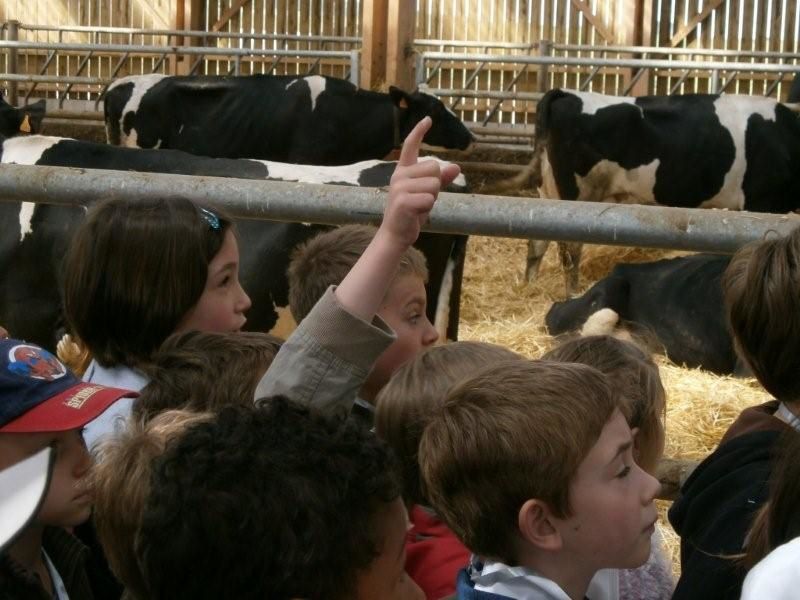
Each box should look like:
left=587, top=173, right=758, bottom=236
left=0, top=383, right=138, bottom=433
left=0, top=446, right=54, bottom=552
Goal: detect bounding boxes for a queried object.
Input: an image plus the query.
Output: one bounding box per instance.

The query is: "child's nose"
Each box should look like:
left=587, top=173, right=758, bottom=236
left=423, top=317, right=439, bottom=346
left=237, top=283, right=252, bottom=312
left=642, top=469, right=661, bottom=503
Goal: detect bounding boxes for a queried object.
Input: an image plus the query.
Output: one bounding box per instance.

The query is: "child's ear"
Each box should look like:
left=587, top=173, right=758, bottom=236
left=518, top=499, right=563, bottom=551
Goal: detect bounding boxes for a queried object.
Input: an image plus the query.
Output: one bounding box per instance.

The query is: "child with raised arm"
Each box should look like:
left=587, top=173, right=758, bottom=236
left=254, top=116, right=460, bottom=416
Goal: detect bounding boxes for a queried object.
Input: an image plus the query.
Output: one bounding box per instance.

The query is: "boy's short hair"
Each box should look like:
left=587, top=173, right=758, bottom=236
left=92, top=410, right=212, bottom=599
left=419, top=360, right=618, bottom=563
left=723, top=227, right=800, bottom=403
left=136, top=398, right=402, bottom=600
left=542, top=335, right=666, bottom=474
left=134, top=330, right=281, bottom=423
left=288, top=224, right=428, bottom=321
left=375, top=341, right=522, bottom=506
left=63, top=197, right=233, bottom=368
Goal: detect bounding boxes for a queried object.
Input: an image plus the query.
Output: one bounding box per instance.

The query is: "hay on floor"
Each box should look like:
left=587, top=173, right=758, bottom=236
left=458, top=236, right=771, bottom=578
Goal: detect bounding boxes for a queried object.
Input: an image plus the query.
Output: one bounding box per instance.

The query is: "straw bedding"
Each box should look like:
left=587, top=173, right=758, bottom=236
left=457, top=235, right=772, bottom=577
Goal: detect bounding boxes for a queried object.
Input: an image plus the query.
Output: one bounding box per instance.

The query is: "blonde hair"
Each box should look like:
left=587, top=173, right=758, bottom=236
left=375, top=341, right=522, bottom=506
left=419, top=360, right=618, bottom=563
left=543, top=335, right=666, bottom=474
left=288, top=224, right=428, bottom=321
left=92, top=410, right=213, bottom=598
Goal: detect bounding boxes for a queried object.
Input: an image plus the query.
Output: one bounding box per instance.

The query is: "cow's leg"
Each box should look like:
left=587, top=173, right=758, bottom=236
left=558, top=241, right=583, bottom=297
left=525, top=239, right=551, bottom=282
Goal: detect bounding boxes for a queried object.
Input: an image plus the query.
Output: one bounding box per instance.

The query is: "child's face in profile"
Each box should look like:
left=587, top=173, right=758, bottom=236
left=354, top=498, right=424, bottom=600
left=178, top=229, right=252, bottom=334
left=0, top=428, right=93, bottom=528
left=366, top=274, right=439, bottom=399
left=556, top=409, right=661, bottom=572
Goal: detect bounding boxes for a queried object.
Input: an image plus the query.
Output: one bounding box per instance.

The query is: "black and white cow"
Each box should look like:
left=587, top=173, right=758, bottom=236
left=103, top=74, right=474, bottom=165
left=0, top=134, right=468, bottom=351
left=524, top=89, right=800, bottom=294
left=0, top=94, right=45, bottom=137
left=545, top=253, right=745, bottom=375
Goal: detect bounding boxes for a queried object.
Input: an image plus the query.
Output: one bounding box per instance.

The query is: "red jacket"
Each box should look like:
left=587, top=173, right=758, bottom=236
left=406, top=505, right=471, bottom=600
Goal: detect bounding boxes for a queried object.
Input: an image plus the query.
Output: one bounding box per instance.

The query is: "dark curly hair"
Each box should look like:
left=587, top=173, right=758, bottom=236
left=135, top=397, right=402, bottom=600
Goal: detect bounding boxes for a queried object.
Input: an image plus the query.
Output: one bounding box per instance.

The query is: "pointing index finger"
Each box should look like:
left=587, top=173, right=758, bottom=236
left=398, top=116, right=432, bottom=167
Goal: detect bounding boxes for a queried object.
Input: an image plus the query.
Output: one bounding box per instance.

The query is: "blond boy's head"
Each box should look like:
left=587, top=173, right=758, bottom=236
left=288, top=224, right=428, bottom=322
left=420, top=359, right=660, bottom=577
left=290, top=225, right=439, bottom=401
left=92, top=410, right=213, bottom=599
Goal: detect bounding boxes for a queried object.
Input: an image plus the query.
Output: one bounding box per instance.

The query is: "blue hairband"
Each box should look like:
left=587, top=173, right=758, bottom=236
left=200, top=207, right=221, bottom=231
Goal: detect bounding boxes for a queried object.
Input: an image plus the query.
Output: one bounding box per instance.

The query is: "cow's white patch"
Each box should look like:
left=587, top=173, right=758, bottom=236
left=1, top=135, right=63, bottom=166
left=580, top=308, right=620, bottom=336
left=570, top=90, right=640, bottom=116
left=433, top=256, right=456, bottom=341
left=305, top=75, right=326, bottom=111
left=178, top=124, right=184, bottom=134
left=18, top=202, right=35, bottom=243
left=575, top=158, right=660, bottom=204
left=252, top=156, right=461, bottom=187
left=113, top=73, right=167, bottom=148
left=286, top=76, right=326, bottom=111
left=700, top=95, right=778, bottom=210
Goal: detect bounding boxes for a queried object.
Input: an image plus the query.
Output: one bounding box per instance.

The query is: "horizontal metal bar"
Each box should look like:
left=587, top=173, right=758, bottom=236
left=553, top=43, right=800, bottom=60
left=415, top=39, right=536, bottom=50
left=426, top=88, right=541, bottom=101
left=18, top=24, right=361, bottom=45
left=0, top=41, right=353, bottom=58
left=0, top=164, right=795, bottom=253
left=0, top=74, right=108, bottom=84
left=420, top=52, right=800, bottom=74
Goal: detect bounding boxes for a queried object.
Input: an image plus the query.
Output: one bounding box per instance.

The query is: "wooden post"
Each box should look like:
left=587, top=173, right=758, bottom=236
left=385, top=0, right=416, bottom=91
left=7, top=20, right=19, bottom=106
left=631, top=0, right=655, bottom=96
left=176, top=0, right=207, bottom=75
left=361, top=0, right=388, bottom=89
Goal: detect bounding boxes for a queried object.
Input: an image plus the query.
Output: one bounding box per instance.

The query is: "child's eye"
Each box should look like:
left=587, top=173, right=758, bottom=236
left=220, top=275, right=231, bottom=287
left=617, top=465, right=631, bottom=478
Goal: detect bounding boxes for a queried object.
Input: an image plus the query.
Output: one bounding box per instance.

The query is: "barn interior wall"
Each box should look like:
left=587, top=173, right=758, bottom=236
left=2, top=0, right=799, bottom=115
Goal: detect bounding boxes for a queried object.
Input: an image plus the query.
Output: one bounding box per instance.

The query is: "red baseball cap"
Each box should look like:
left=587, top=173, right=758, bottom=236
left=0, top=339, right=138, bottom=433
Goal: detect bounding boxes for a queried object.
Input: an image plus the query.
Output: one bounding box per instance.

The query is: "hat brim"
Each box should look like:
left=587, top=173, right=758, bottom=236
left=0, top=383, right=138, bottom=433
left=0, top=446, right=54, bottom=551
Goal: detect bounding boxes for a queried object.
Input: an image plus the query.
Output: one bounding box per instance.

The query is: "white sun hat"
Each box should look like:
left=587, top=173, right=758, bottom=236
left=0, top=446, right=54, bottom=552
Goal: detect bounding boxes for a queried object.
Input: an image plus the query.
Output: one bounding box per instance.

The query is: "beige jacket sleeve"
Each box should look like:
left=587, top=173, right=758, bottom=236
left=253, top=286, right=395, bottom=420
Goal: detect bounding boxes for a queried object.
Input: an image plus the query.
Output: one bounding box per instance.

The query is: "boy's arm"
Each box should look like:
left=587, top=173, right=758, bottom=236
left=254, top=117, right=460, bottom=416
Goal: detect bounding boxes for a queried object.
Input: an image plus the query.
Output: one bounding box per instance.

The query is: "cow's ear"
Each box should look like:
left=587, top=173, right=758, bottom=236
left=389, top=86, right=410, bottom=110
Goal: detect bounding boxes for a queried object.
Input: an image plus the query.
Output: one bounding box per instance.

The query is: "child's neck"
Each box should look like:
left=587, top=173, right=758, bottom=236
left=7, top=524, right=54, bottom=595
left=515, top=549, right=596, bottom=600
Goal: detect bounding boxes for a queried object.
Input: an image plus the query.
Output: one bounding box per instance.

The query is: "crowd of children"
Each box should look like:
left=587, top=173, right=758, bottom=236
left=1, top=114, right=800, bottom=600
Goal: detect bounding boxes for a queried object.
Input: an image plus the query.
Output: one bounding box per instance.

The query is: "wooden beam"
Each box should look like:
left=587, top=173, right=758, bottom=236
left=385, top=0, right=417, bottom=90
left=210, top=0, right=251, bottom=33
left=570, top=0, right=615, bottom=44
left=361, top=0, right=388, bottom=89
left=669, top=0, right=725, bottom=47
left=630, top=0, right=655, bottom=95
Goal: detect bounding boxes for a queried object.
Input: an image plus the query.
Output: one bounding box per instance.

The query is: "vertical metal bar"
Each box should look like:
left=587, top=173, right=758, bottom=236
left=350, top=49, right=359, bottom=86
left=7, top=20, right=19, bottom=105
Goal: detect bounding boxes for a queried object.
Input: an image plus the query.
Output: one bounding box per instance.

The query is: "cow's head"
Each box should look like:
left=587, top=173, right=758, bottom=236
left=545, top=276, right=630, bottom=335
left=0, top=94, right=46, bottom=137
left=390, top=86, right=475, bottom=151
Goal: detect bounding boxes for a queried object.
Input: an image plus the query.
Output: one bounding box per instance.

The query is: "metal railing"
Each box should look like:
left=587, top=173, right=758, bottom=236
left=415, top=45, right=800, bottom=136
left=0, top=164, right=796, bottom=254
left=1, top=21, right=361, bottom=108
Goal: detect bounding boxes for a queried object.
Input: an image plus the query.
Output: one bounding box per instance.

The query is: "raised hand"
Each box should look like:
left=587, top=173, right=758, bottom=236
left=381, top=117, right=461, bottom=249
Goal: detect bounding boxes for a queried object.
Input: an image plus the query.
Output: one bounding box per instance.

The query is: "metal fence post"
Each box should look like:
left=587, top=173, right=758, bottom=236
left=350, top=50, right=360, bottom=86
left=7, top=20, right=19, bottom=105
left=536, top=39, right=552, bottom=94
